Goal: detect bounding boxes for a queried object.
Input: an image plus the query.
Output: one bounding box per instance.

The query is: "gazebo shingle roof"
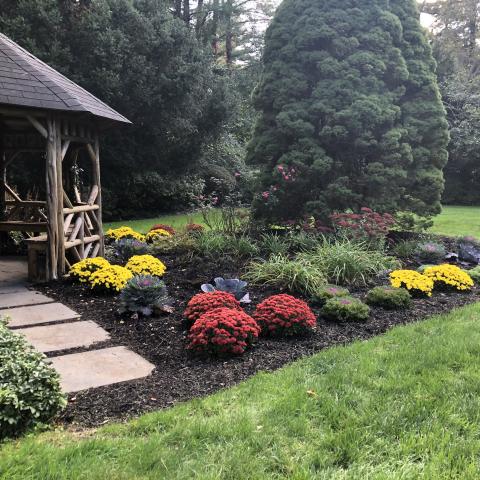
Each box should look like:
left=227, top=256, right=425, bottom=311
left=0, top=33, right=130, bottom=124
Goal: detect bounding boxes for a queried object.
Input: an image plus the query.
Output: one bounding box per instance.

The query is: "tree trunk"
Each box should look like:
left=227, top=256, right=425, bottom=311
left=174, top=0, right=182, bottom=18
left=183, top=0, right=190, bottom=25
left=211, top=0, right=219, bottom=55
left=225, top=0, right=233, bottom=65
left=195, top=0, right=205, bottom=39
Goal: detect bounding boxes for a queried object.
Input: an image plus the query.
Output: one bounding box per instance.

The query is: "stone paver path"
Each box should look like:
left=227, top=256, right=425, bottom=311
left=50, top=347, right=155, bottom=393
left=1, top=257, right=155, bottom=393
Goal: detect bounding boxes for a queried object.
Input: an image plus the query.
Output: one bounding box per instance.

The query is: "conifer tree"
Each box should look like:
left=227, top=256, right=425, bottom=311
left=247, top=0, right=449, bottom=222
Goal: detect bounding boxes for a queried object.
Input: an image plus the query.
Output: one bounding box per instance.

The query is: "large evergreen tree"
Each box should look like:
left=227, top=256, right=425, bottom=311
left=247, top=0, right=449, bottom=222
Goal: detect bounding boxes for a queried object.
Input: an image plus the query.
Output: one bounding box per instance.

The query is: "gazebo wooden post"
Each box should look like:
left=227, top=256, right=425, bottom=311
left=46, top=115, right=59, bottom=280
left=55, top=117, right=65, bottom=275
left=87, top=132, right=104, bottom=256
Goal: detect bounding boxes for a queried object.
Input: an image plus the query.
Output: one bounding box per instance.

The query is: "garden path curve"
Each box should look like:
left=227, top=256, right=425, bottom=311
left=0, top=257, right=154, bottom=393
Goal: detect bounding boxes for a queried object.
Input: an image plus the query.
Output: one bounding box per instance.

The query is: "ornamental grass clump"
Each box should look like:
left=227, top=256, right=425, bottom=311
left=298, top=238, right=399, bottom=286
left=423, top=264, right=474, bottom=292
left=69, top=257, right=110, bottom=283
left=390, top=270, right=434, bottom=297
left=119, top=275, right=170, bottom=316
left=125, top=254, right=166, bottom=277
left=105, top=226, right=145, bottom=242
left=321, top=296, right=370, bottom=322
left=184, top=291, right=242, bottom=324
left=187, top=308, right=260, bottom=355
left=366, top=286, right=411, bottom=310
left=89, top=265, right=133, bottom=293
left=253, top=294, right=316, bottom=336
left=0, top=318, right=66, bottom=439
left=145, top=228, right=172, bottom=243
left=245, top=254, right=326, bottom=297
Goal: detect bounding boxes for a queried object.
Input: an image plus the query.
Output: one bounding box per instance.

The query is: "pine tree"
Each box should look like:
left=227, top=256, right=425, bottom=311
left=247, top=0, right=449, bottom=222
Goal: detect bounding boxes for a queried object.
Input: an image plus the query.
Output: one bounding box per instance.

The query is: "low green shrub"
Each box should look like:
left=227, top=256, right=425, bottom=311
left=118, top=275, right=170, bottom=316
left=311, top=284, right=350, bottom=305
left=365, top=286, right=411, bottom=310
left=0, top=319, right=66, bottom=439
left=149, top=234, right=196, bottom=255
left=194, top=232, right=258, bottom=258
left=298, top=238, right=399, bottom=286
left=321, top=296, right=370, bottom=322
left=245, top=254, right=326, bottom=297
left=468, top=266, right=480, bottom=283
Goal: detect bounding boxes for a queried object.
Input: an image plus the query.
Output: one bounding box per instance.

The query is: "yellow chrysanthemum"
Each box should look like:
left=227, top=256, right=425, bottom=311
left=89, top=265, right=133, bottom=293
left=145, top=228, right=172, bottom=243
left=125, top=254, right=167, bottom=277
left=105, top=226, right=145, bottom=242
left=69, top=257, right=111, bottom=283
left=390, top=269, right=434, bottom=297
left=423, top=264, right=474, bottom=291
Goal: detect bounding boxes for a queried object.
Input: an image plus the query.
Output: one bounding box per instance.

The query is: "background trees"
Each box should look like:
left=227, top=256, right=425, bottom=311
left=0, top=0, right=274, bottom=219
left=247, top=0, right=448, bottom=222
left=420, top=0, right=480, bottom=205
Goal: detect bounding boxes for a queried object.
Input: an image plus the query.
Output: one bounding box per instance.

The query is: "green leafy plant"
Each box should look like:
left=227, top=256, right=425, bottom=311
left=0, top=318, right=66, bottom=439
left=311, top=285, right=350, bottom=305
left=321, top=296, right=370, bottom=322
left=391, top=240, right=419, bottom=260
left=244, top=254, right=326, bottom=296
left=113, top=238, right=149, bottom=263
left=118, top=275, right=170, bottom=316
left=468, top=266, right=480, bottom=283
left=298, top=238, right=399, bottom=286
left=416, top=242, right=446, bottom=263
left=365, top=286, right=411, bottom=310
left=258, top=234, right=290, bottom=256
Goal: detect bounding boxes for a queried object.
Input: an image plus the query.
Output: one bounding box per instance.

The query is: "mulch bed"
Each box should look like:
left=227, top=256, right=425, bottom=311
left=37, top=253, right=480, bottom=428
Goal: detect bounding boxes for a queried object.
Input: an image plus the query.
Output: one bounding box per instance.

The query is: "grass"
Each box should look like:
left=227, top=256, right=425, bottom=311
left=104, top=212, right=205, bottom=233
left=3, top=302, right=480, bottom=478
left=430, top=205, right=480, bottom=238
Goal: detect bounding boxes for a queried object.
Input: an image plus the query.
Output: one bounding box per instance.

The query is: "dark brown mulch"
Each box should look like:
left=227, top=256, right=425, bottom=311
left=36, top=254, right=480, bottom=428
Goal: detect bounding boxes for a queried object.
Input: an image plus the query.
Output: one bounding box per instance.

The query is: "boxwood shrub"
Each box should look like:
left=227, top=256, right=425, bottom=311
left=321, top=296, right=370, bottom=322
left=366, top=286, right=411, bottom=310
left=0, top=319, right=66, bottom=439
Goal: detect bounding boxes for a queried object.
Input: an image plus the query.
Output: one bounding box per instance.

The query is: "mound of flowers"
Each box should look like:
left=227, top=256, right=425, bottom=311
left=145, top=228, right=172, bottom=243
left=390, top=269, right=434, bottom=297
left=125, top=254, right=167, bottom=277
left=184, top=291, right=241, bottom=324
left=253, top=294, right=316, bottom=336
left=187, top=308, right=260, bottom=355
left=149, top=224, right=175, bottom=235
left=423, top=264, right=474, bottom=291
left=69, top=257, right=110, bottom=283
left=90, top=265, right=133, bottom=293
left=105, top=226, right=145, bottom=242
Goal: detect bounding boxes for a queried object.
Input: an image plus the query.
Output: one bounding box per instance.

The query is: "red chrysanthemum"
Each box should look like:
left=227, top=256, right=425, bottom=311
left=184, top=291, right=241, bottom=323
left=187, top=308, right=261, bottom=355
left=253, top=294, right=316, bottom=336
left=149, top=223, right=175, bottom=235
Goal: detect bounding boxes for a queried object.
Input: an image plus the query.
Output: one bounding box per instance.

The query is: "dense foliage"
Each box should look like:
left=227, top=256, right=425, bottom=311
left=365, top=286, right=411, bottom=309
left=0, top=0, right=233, bottom=219
left=320, top=296, right=370, bottom=322
left=0, top=319, right=66, bottom=439
left=247, top=0, right=449, bottom=222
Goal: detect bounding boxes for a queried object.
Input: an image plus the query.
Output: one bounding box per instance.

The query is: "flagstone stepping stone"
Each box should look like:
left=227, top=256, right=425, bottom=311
left=0, top=257, right=28, bottom=286
left=5, top=302, right=80, bottom=328
left=15, top=320, right=110, bottom=353
left=0, top=289, right=54, bottom=309
left=50, top=346, right=155, bottom=393
left=0, top=284, right=30, bottom=295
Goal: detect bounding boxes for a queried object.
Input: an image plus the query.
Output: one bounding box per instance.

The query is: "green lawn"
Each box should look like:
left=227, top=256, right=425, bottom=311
left=104, top=212, right=205, bottom=233
left=3, top=302, right=480, bottom=479
left=430, top=205, right=480, bottom=239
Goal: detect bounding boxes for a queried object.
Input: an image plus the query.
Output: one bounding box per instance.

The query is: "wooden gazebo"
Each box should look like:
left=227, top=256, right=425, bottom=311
left=0, top=33, right=130, bottom=281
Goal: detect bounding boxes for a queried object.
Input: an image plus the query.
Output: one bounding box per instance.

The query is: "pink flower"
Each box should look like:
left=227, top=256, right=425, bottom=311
left=262, top=191, right=270, bottom=200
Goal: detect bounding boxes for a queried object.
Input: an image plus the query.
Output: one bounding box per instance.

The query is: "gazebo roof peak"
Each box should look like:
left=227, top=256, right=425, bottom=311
left=0, top=33, right=131, bottom=124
